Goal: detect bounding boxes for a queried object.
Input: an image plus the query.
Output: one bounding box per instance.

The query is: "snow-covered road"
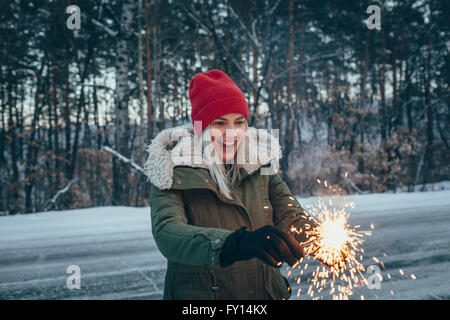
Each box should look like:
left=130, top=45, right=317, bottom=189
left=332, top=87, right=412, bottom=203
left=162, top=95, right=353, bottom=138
left=0, top=190, right=449, bottom=300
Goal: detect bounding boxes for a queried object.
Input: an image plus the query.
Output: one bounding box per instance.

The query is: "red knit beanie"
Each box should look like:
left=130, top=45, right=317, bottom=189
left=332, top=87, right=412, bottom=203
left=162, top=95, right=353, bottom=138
left=189, top=69, right=248, bottom=136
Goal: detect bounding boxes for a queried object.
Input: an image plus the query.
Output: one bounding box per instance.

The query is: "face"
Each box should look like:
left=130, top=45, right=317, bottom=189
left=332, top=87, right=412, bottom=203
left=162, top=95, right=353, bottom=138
left=209, top=113, right=247, bottom=164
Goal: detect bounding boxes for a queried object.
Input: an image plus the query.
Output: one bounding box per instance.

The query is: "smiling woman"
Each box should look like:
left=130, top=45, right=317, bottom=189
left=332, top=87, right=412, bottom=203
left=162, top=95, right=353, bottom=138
left=145, top=69, right=314, bottom=300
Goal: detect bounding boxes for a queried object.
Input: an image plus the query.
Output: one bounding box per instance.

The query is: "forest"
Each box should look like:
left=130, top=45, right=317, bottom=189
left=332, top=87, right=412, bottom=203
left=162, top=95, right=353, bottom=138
left=0, top=0, right=448, bottom=215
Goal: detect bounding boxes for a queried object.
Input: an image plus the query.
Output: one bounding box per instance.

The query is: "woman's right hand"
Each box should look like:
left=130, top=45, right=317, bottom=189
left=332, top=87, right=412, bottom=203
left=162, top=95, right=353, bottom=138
left=220, top=225, right=305, bottom=268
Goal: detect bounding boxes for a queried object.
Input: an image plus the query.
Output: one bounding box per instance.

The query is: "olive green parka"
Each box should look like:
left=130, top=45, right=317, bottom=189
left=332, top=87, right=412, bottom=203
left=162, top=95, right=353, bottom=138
left=145, top=124, right=314, bottom=300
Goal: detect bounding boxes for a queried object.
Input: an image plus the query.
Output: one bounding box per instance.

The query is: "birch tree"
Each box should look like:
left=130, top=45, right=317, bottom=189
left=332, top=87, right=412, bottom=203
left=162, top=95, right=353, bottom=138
left=112, top=0, right=134, bottom=206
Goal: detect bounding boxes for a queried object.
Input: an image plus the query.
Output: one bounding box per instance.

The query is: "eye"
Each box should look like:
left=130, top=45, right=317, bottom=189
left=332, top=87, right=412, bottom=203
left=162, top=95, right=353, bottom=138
left=213, top=121, right=225, bottom=126
left=235, top=121, right=245, bottom=125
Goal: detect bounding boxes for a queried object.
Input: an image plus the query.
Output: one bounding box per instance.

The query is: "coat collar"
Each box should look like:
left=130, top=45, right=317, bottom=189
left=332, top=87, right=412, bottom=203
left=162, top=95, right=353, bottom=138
left=144, top=123, right=282, bottom=190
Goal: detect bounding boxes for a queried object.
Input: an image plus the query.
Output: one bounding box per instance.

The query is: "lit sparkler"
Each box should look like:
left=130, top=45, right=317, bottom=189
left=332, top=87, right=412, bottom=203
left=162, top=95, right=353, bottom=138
left=289, top=198, right=372, bottom=299
left=288, top=179, right=373, bottom=300
left=287, top=177, right=417, bottom=299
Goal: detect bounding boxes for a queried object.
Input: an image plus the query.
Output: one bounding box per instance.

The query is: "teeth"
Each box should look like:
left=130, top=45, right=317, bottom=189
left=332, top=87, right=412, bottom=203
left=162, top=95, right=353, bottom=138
left=221, top=141, right=236, bottom=146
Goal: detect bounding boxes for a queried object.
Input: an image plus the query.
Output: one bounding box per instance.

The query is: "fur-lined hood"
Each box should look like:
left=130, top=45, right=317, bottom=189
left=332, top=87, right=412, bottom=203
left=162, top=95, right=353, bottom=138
left=144, top=123, right=282, bottom=190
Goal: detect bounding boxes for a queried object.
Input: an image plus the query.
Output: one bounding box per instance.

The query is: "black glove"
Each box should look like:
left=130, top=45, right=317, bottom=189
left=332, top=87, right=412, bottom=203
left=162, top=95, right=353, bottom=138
left=219, top=225, right=305, bottom=268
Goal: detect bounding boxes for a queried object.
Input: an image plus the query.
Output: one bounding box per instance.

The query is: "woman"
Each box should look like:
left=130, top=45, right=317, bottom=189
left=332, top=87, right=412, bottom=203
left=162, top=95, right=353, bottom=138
left=144, top=70, right=315, bottom=300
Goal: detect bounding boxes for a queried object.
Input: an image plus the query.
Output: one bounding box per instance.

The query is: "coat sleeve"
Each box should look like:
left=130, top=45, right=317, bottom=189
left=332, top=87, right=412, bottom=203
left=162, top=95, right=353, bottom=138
left=150, top=185, right=233, bottom=267
left=268, top=173, right=317, bottom=243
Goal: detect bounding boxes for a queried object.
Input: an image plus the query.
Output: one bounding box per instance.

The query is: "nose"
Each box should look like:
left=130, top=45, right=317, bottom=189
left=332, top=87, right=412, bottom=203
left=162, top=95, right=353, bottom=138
left=224, top=127, right=238, bottom=140
left=225, top=122, right=237, bottom=130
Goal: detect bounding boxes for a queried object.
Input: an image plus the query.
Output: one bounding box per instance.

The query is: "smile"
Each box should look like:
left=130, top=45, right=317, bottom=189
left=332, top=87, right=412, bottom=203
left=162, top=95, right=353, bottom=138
left=219, top=141, right=237, bottom=148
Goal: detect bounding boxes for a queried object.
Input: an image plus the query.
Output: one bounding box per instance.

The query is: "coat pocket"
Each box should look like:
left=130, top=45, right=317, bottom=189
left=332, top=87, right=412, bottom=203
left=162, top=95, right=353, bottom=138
left=263, top=264, right=291, bottom=300
left=169, top=263, right=216, bottom=300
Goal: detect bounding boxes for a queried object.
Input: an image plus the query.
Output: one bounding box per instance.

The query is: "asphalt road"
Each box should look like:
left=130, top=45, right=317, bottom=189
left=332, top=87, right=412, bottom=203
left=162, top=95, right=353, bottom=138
left=0, top=206, right=165, bottom=300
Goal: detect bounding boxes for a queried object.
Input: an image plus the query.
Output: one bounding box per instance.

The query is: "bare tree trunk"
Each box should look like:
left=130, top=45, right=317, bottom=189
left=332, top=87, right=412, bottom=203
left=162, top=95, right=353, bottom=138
left=7, top=68, right=19, bottom=214
left=252, top=43, right=258, bottom=125
left=295, top=11, right=304, bottom=147
left=69, top=47, right=93, bottom=181
left=422, top=6, right=434, bottom=187
left=45, top=63, right=55, bottom=197
left=0, top=69, right=5, bottom=167
left=378, top=24, right=387, bottom=143
left=24, top=59, right=46, bottom=213
left=145, top=0, right=153, bottom=140
left=25, top=92, right=40, bottom=213
left=92, top=64, right=101, bottom=150
left=137, top=0, right=145, bottom=149
left=333, top=64, right=341, bottom=149
left=64, top=61, right=72, bottom=179
left=286, top=0, right=296, bottom=151
left=0, top=69, right=5, bottom=213
left=360, top=19, right=370, bottom=144
left=82, top=86, right=91, bottom=148
left=392, top=44, right=399, bottom=127
left=156, top=15, right=164, bottom=133
left=113, top=0, right=134, bottom=206
left=69, top=83, right=84, bottom=180
left=51, top=63, right=60, bottom=191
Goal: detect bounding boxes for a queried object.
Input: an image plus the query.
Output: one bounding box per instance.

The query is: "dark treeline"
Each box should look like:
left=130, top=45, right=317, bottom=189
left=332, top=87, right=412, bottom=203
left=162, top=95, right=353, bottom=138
left=0, top=0, right=448, bottom=215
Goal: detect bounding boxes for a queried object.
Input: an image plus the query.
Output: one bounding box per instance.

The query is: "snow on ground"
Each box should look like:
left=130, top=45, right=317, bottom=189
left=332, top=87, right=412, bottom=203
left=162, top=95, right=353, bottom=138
left=0, top=190, right=449, bottom=300
left=394, top=180, right=450, bottom=193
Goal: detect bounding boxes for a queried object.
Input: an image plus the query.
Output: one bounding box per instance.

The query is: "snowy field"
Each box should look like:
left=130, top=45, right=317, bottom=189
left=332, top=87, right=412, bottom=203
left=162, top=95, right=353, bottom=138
left=0, top=189, right=449, bottom=300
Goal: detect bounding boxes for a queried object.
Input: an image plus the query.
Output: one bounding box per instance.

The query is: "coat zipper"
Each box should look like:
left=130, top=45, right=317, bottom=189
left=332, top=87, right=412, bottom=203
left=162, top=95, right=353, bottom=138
left=208, top=268, right=218, bottom=299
